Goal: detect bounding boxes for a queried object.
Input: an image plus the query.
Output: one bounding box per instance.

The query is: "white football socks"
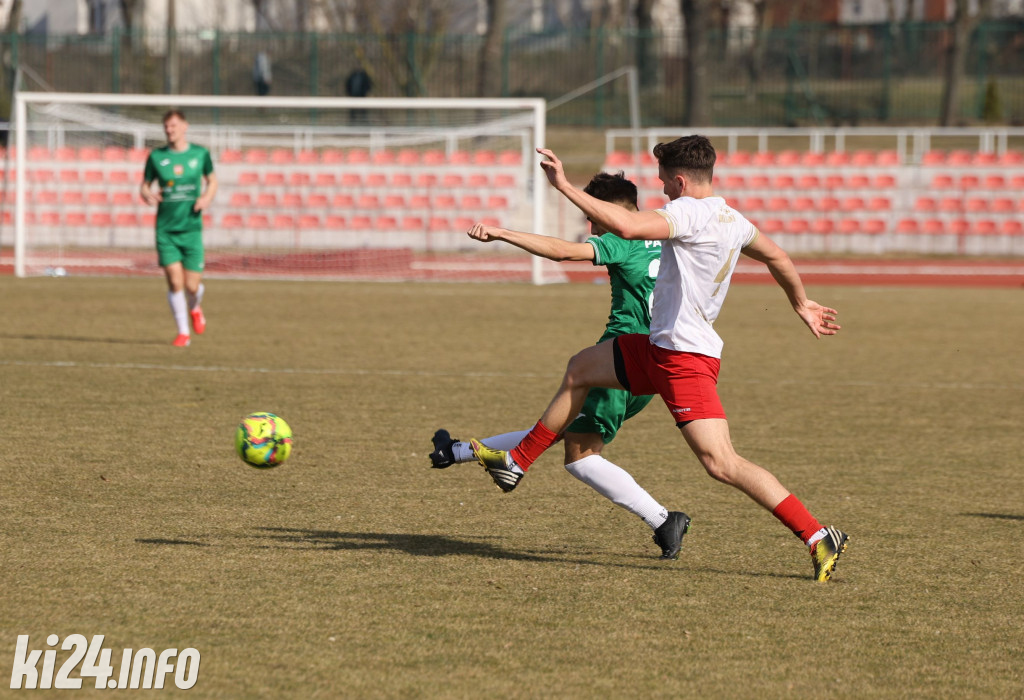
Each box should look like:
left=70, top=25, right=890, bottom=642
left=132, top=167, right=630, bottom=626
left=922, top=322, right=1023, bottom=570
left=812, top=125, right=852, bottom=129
left=167, top=290, right=190, bottom=335
left=564, top=454, right=668, bottom=530
left=185, top=282, right=205, bottom=311
left=452, top=430, right=531, bottom=463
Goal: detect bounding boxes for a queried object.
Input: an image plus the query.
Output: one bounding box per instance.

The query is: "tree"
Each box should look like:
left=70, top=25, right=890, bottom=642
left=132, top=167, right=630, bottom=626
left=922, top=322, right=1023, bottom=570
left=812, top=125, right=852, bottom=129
left=0, top=0, right=22, bottom=143
left=939, top=0, right=992, bottom=126
left=477, top=0, right=507, bottom=98
left=681, top=0, right=712, bottom=125
left=634, top=0, right=657, bottom=87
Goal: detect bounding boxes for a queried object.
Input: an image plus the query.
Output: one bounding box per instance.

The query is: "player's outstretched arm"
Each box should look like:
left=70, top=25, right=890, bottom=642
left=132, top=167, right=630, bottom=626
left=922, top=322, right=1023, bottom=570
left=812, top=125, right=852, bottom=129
left=536, top=148, right=668, bottom=241
left=742, top=232, right=841, bottom=338
left=194, top=173, right=218, bottom=212
left=139, top=179, right=161, bottom=206
left=466, top=222, right=595, bottom=262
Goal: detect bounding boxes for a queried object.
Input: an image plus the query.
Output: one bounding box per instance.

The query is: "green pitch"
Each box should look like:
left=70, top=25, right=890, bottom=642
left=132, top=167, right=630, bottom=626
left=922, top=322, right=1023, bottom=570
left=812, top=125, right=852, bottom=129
left=0, top=276, right=1021, bottom=698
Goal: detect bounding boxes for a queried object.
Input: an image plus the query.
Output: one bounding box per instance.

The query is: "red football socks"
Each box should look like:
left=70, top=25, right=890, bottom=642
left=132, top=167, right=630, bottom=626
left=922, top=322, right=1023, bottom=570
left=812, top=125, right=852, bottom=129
left=771, top=494, right=824, bottom=544
left=508, top=421, right=560, bottom=471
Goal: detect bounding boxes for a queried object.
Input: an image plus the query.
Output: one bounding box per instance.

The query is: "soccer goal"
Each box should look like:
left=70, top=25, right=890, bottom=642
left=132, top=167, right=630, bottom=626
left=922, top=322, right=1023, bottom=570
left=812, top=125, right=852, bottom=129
left=7, top=91, right=561, bottom=283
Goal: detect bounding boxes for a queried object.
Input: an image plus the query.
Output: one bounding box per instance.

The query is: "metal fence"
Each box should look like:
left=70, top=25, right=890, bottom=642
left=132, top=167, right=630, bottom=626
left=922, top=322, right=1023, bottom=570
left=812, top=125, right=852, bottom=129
left=3, top=21, right=1023, bottom=128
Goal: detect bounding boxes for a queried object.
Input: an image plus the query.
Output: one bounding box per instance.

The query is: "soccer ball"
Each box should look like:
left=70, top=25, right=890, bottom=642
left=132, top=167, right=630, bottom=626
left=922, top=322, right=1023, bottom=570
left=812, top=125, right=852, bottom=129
left=235, top=412, right=293, bottom=468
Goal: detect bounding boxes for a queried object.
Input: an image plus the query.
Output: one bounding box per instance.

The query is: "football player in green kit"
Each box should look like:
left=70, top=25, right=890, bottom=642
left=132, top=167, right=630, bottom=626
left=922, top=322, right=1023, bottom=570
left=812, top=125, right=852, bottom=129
left=428, top=172, right=693, bottom=560
left=140, top=110, right=218, bottom=347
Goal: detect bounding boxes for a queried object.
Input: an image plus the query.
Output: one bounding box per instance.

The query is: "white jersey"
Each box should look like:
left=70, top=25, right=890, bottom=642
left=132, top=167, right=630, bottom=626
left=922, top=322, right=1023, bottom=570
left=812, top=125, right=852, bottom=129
left=650, top=196, right=759, bottom=358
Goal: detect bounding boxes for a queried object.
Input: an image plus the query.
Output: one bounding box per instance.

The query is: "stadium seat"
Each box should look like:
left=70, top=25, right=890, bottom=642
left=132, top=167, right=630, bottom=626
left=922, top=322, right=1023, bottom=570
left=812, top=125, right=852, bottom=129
left=846, top=174, right=870, bottom=189
left=895, top=218, right=920, bottom=234
left=65, top=211, right=87, bottom=226
left=289, top=172, right=311, bottom=187
left=981, top=175, right=1006, bottom=190
left=366, top=173, right=388, bottom=188
left=416, top=173, right=438, bottom=188
left=913, top=197, right=937, bottom=213
left=397, top=149, right=420, bottom=166
left=102, top=146, right=127, bottom=162
left=824, top=151, right=851, bottom=167
left=964, top=198, right=989, bottom=214
left=772, top=175, right=796, bottom=190
left=272, top=215, right=296, bottom=229
left=270, top=149, right=293, bottom=164
left=401, top=216, right=425, bottom=231
left=921, top=219, right=946, bottom=235
left=838, top=218, right=861, bottom=234
left=297, top=214, right=321, bottom=228
left=752, top=152, right=775, bottom=166
left=321, top=150, right=345, bottom=164
left=372, top=150, right=395, bottom=165
left=800, top=152, right=826, bottom=167
left=238, top=171, right=260, bottom=186
left=946, top=150, right=973, bottom=166
left=391, top=173, right=414, bottom=188
left=461, top=195, right=484, bottom=210
left=408, top=194, right=431, bottom=210
left=325, top=215, right=346, bottom=229
left=796, top=175, right=821, bottom=190
left=127, top=148, right=149, bottom=162
left=863, top=219, right=886, bottom=235
left=448, top=151, right=472, bottom=165
left=332, top=194, right=355, bottom=209
left=244, top=149, right=268, bottom=164
left=219, top=150, right=243, bottom=164
left=498, top=150, right=522, bottom=166
left=467, top=174, right=489, bottom=188
left=766, top=196, right=790, bottom=212
left=441, top=174, right=464, bottom=188
left=306, top=193, right=329, bottom=209
left=108, top=171, right=131, bottom=185
left=86, top=191, right=109, bottom=206
left=340, top=173, right=362, bottom=188
left=747, top=175, right=771, bottom=190
left=1000, top=220, right=1023, bottom=235
left=866, top=197, right=892, bottom=212
left=34, top=190, right=58, bottom=206
left=775, top=150, right=802, bottom=166
left=383, top=194, right=406, bottom=208
left=111, top=191, right=136, bottom=207
left=823, top=174, right=845, bottom=190
left=921, top=151, right=946, bottom=166
left=357, top=194, right=380, bottom=210
left=374, top=216, right=397, bottom=229
left=877, top=150, right=901, bottom=166
left=840, top=197, right=866, bottom=212
left=937, top=197, right=963, bottom=214
left=741, top=197, right=765, bottom=212
left=428, top=217, right=450, bottom=231
left=998, top=150, right=1024, bottom=166
left=221, top=213, right=244, bottom=228
left=84, top=170, right=104, bottom=184
left=89, top=212, right=113, bottom=227
left=872, top=174, right=897, bottom=189
left=422, top=150, right=446, bottom=166
left=264, top=172, right=286, bottom=187
left=59, top=169, right=80, bottom=185
left=991, top=198, right=1016, bottom=214
left=850, top=150, right=876, bottom=167
left=281, top=193, right=303, bottom=209
left=722, top=175, right=745, bottom=190
left=759, top=218, right=784, bottom=234
left=256, top=193, right=278, bottom=208
left=473, top=150, right=498, bottom=166
left=433, top=194, right=457, bottom=210
left=230, top=192, right=253, bottom=207
left=296, top=150, right=319, bottom=164
left=314, top=173, right=337, bottom=188
left=62, top=191, right=85, bottom=206
left=247, top=214, right=270, bottom=229
left=453, top=216, right=476, bottom=230
left=486, top=195, right=509, bottom=209
left=114, top=212, right=140, bottom=227
left=958, top=175, right=980, bottom=190
left=347, top=149, right=370, bottom=164
left=493, top=174, right=517, bottom=189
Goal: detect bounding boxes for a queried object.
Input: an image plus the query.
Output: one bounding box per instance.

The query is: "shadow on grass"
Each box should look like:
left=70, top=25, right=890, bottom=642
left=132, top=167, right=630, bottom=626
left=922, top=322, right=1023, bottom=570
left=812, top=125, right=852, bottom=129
left=250, top=527, right=679, bottom=572
left=135, top=538, right=211, bottom=546
left=963, top=512, right=1024, bottom=521
left=0, top=333, right=166, bottom=346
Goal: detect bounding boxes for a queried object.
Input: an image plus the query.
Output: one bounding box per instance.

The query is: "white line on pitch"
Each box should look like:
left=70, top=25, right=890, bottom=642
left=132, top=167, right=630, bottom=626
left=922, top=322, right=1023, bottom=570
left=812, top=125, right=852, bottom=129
left=1, top=359, right=1018, bottom=391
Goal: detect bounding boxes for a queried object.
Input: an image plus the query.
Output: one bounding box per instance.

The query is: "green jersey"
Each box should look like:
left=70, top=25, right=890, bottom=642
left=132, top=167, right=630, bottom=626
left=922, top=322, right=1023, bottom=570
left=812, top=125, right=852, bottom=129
left=143, top=144, right=214, bottom=234
left=587, top=234, right=662, bottom=341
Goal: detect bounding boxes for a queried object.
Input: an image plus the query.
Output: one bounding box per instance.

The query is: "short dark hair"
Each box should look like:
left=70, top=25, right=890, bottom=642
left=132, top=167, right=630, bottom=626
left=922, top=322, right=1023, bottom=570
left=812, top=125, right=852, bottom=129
left=583, top=171, right=638, bottom=209
left=652, top=135, right=716, bottom=184
left=163, top=109, right=186, bottom=123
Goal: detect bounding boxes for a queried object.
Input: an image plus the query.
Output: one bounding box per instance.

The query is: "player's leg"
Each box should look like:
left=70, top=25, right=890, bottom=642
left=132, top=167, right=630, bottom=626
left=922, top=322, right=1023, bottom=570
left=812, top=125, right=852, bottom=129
left=471, top=340, right=623, bottom=491
left=162, top=261, right=191, bottom=346
left=678, top=418, right=848, bottom=581
left=181, top=233, right=206, bottom=334
left=563, top=389, right=689, bottom=558
left=428, top=429, right=531, bottom=469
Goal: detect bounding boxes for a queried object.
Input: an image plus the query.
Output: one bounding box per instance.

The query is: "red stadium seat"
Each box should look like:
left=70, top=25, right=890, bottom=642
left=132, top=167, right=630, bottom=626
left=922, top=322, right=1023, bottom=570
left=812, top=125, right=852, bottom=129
left=461, top=195, right=484, bottom=210
left=959, top=175, right=980, bottom=190
left=103, top=146, right=127, bottom=162
left=800, top=152, right=826, bottom=167
left=428, top=217, right=450, bottom=231
left=247, top=214, right=270, bottom=228
left=863, top=219, right=887, bottom=235
left=298, top=214, right=321, bottom=228
left=115, top=212, right=140, bottom=227
left=244, top=149, right=268, bottom=164
left=61, top=191, right=84, bottom=206
left=840, top=197, right=865, bottom=212
left=365, top=173, right=387, bottom=188
left=467, top=173, right=490, bottom=188
left=372, top=150, right=396, bottom=165
left=391, top=173, right=414, bottom=188
left=838, top=218, right=861, bottom=234
left=332, top=194, right=355, bottom=209
left=991, top=198, right=1016, bottom=214
left=747, top=175, right=770, bottom=189
left=296, top=150, right=319, bottom=164
left=937, top=197, right=963, bottom=214
left=340, top=173, right=362, bottom=188
left=307, top=193, right=329, bottom=209
left=238, top=171, right=260, bottom=186
left=84, top=170, right=105, bottom=184
left=846, top=175, right=870, bottom=189
left=823, top=174, right=845, bottom=190
left=416, top=173, right=439, bottom=188
left=111, top=191, right=136, bottom=207
left=221, top=213, right=244, bottom=228
left=321, top=150, right=345, bottom=164
left=230, top=192, right=253, bottom=207
left=922, top=219, right=945, bottom=235
left=498, top=150, right=522, bottom=166
left=824, top=151, right=851, bottom=167
left=396, top=149, right=420, bottom=165
left=722, top=175, right=746, bottom=190
left=408, top=194, right=431, bottom=210
left=433, top=194, right=457, bottom=209
left=982, top=175, right=1006, bottom=190
left=256, top=193, right=278, bottom=208
left=766, top=196, right=790, bottom=212
left=486, top=195, right=509, bottom=209
left=401, top=216, right=425, bottom=230
left=752, top=152, right=775, bottom=166
left=65, top=211, right=87, bottom=226
left=895, top=218, right=920, bottom=234
left=872, top=174, right=897, bottom=189
left=866, top=197, right=892, bottom=212
left=913, top=196, right=937, bottom=212
left=264, top=172, right=286, bottom=187
left=87, top=191, right=109, bottom=206
left=964, top=198, right=989, bottom=214
left=314, top=173, right=337, bottom=188
left=347, top=149, right=370, bottom=164
left=325, top=215, right=346, bottom=229
left=357, top=194, right=380, bottom=209
left=108, top=170, right=132, bottom=185
left=270, top=149, right=294, bottom=164
left=796, top=175, right=821, bottom=190
left=281, top=193, right=303, bottom=209
left=289, top=172, right=311, bottom=187
left=441, top=174, right=464, bottom=188
left=374, top=216, right=398, bottom=229
left=272, top=215, right=296, bottom=229
left=775, top=150, right=802, bottom=166
left=850, top=150, right=876, bottom=167
left=772, top=175, right=796, bottom=190
left=1000, top=220, right=1023, bottom=235
left=89, top=212, right=113, bottom=227
left=421, top=150, right=446, bottom=166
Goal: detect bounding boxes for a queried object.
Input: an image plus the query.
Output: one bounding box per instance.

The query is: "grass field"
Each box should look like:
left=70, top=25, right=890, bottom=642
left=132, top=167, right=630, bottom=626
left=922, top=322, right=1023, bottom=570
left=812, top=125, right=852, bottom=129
left=1, top=275, right=1022, bottom=699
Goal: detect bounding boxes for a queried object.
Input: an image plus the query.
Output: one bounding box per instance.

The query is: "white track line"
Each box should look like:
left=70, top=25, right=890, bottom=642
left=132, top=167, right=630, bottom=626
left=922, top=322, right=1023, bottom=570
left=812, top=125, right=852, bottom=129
left=1, top=359, right=1018, bottom=391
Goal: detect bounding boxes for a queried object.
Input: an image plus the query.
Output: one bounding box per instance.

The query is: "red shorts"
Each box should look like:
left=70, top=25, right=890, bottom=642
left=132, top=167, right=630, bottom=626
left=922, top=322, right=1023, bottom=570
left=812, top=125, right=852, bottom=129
left=613, top=333, right=726, bottom=425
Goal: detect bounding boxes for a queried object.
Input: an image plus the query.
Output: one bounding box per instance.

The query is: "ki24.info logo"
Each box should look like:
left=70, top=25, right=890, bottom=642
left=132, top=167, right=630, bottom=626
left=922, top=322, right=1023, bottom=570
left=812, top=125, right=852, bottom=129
left=9, top=635, right=199, bottom=690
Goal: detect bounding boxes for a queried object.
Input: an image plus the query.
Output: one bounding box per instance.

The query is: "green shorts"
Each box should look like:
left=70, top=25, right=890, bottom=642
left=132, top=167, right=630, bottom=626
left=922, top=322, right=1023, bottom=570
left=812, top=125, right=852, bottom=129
left=566, top=386, right=654, bottom=444
left=156, top=229, right=205, bottom=272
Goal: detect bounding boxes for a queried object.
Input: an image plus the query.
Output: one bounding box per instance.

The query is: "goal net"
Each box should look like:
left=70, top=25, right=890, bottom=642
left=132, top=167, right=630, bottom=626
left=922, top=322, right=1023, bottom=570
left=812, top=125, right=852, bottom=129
left=6, top=92, right=565, bottom=283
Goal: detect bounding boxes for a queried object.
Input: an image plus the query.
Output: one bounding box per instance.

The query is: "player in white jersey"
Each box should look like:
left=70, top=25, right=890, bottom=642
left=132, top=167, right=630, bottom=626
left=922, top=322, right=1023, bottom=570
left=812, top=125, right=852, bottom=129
left=471, top=135, right=849, bottom=582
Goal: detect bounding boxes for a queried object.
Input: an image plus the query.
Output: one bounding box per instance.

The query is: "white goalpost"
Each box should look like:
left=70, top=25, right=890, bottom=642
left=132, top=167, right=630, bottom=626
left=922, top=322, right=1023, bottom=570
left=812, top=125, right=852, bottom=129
left=9, top=91, right=554, bottom=283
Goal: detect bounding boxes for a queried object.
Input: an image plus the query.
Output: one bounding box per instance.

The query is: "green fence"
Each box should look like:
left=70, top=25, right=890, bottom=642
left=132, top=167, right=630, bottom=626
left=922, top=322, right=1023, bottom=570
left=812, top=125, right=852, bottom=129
left=3, top=21, right=1022, bottom=127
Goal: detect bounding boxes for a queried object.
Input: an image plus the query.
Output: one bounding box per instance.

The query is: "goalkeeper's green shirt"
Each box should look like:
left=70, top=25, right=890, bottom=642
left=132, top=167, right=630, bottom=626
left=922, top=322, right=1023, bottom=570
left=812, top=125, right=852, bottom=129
left=587, top=233, right=662, bottom=342
left=143, top=144, right=214, bottom=234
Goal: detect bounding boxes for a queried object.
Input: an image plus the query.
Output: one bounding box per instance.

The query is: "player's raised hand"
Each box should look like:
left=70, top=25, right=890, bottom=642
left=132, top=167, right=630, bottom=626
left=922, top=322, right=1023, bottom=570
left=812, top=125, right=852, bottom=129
left=795, top=300, right=841, bottom=338
left=537, top=148, right=569, bottom=190
left=467, top=222, right=502, bottom=243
